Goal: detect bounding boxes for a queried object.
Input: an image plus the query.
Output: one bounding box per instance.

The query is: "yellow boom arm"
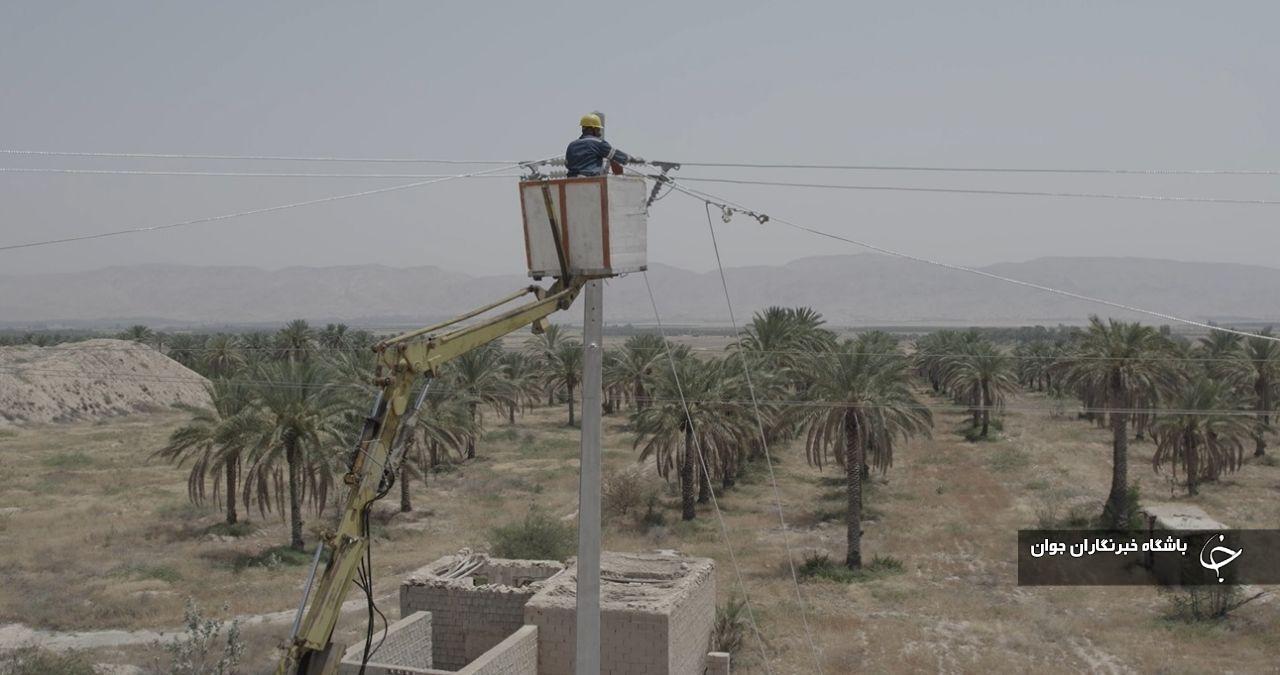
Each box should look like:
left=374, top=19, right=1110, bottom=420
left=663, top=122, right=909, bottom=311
left=277, top=277, right=584, bottom=674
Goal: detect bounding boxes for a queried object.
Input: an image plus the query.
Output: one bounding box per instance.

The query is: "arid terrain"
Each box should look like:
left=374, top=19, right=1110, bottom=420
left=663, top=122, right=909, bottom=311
left=1, top=371, right=1276, bottom=673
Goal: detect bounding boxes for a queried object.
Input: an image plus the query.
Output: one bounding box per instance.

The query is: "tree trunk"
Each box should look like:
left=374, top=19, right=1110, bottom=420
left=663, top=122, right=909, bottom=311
left=567, top=382, right=576, bottom=426
left=697, top=461, right=711, bottom=504
left=225, top=456, right=238, bottom=525
left=1186, top=432, right=1199, bottom=496
left=466, top=402, right=477, bottom=459
left=981, top=380, right=992, bottom=438
left=400, top=464, right=412, bottom=513
left=429, top=440, right=440, bottom=468
left=844, top=411, right=863, bottom=570
left=634, top=378, right=645, bottom=411
left=1255, top=380, right=1269, bottom=457
left=1102, top=374, right=1130, bottom=529
left=287, top=441, right=304, bottom=551
left=508, top=403, right=516, bottom=425
left=681, top=426, right=696, bottom=521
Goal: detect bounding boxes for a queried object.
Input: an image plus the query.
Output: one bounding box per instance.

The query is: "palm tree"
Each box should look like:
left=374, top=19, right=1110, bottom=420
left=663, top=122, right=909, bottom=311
left=633, top=350, right=750, bottom=520
left=119, top=324, right=154, bottom=344
left=276, top=319, right=315, bottom=363
left=1060, top=317, right=1170, bottom=528
left=1015, top=341, right=1058, bottom=392
left=607, top=334, right=663, bottom=412
left=203, top=334, right=246, bottom=377
left=543, top=339, right=584, bottom=426
left=399, top=385, right=477, bottom=511
left=445, top=343, right=516, bottom=458
left=499, top=350, right=544, bottom=424
left=1220, top=329, right=1280, bottom=457
left=165, top=334, right=204, bottom=370
left=1198, top=330, right=1243, bottom=367
left=913, top=330, right=979, bottom=395
left=154, top=378, right=263, bottom=525
left=525, top=323, right=570, bottom=406
left=1152, top=377, right=1250, bottom=495
left=738, top=306, right=835, bottom=385
left=941, top=340, right=1018, bottom=438
left=318, top=323, right=351, bottom=350
left=245, top=360, right=347, bottom=550
left=794, top=336, right=932, bottom=569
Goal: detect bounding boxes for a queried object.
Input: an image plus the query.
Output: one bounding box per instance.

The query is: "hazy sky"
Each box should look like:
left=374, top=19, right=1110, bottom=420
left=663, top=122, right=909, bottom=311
left=1, top=1, right=1277, bottom=277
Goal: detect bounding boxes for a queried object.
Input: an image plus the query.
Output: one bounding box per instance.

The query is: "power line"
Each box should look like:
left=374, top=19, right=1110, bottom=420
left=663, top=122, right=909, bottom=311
left=0, top=162, right=534, bottom=252
left=674, top=161, right=1280, bottom=176
left=655, top=176, right=1280, bottom=345
left=673, top=176, right=1280, bottom=206
left=9, top=166, right=1280, bottom=205
left=0, top=149, right=523, bottom=164
left=6, top=149, right=1277, bottom=174
left=640, top=270, right=776, bottom=674
left=701, top=209, right=825, bottom=674
left=0, top=167, right=522, bottom=179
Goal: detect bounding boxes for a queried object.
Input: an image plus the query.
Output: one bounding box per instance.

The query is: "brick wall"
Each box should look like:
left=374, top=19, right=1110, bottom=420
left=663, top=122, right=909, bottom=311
left=666, top=562, right=716, bottom=675
left=338, top=611, right=434, bottom=675
left=456, top=625, right=539, bottom=675
left=400, top=583, right=536, bottom=670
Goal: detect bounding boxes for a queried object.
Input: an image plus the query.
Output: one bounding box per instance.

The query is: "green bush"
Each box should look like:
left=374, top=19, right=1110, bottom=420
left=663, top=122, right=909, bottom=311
left=797, top=552, right=904, bottom=583
left=713, top=596, right=748, bottom=655
left=0, top=646, right=95, bottom=675
left=489, top=508, right=576, bottom=561
left=205, top=521, right=256, bottom=538
left=638, top=493, right=667, bottom=529
left=988, top=446, right=1029, bottom=472
left=114, top=563, right=183, bottom=583
left=42, top=452, right=95, bottom=469
left=228, top=545, right=314, bottom=572
left=1162, top=586, right=1261, bottom=622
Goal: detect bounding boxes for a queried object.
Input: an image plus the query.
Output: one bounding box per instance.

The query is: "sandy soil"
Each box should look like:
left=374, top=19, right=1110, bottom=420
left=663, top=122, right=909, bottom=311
left=0, top=339, right=210, bottom=427
left=0, top=391, right=1276, bottom=673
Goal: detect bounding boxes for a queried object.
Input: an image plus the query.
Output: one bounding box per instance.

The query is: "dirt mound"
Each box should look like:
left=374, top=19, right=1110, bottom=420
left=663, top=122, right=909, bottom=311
left=0, top=339, right=211, bottom=427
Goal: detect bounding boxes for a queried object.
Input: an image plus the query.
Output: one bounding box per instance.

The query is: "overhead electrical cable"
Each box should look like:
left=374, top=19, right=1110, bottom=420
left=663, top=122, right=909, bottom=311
left=0, top=167, right=523, bottom=179
left=641, top=270, right=776, bottom=675
left=673, top=176, right=1280, bottom=206
left=702, top=204, right=825, bottom=674
left=675, top=161, right=1280, bottom=176
left=0, top=161, right=538, bottom=252
left=651, top=175, right=1280, bottom=345
left=0, top=149, right=522, bottom=164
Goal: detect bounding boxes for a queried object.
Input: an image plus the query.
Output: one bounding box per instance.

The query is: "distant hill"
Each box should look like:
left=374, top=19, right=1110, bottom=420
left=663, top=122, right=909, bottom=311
left=2, top=256, right=1278, bottom=328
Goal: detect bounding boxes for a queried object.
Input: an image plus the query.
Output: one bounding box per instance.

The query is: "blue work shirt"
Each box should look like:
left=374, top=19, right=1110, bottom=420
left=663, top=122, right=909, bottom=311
left=565, top=134, right=632, bottom=177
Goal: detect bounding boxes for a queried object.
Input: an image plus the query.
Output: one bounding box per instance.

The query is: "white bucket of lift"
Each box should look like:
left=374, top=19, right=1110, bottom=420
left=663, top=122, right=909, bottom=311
left=519, top=175, right=648, bottom=279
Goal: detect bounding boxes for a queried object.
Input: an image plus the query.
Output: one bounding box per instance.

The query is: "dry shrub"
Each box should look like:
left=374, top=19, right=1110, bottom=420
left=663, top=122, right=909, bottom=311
left=602, top=465, right=648, bottom=518
left=0, top=646, right=95, bottom=675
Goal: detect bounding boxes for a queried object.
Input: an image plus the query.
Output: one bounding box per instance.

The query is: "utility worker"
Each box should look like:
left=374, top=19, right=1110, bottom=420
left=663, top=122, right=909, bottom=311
left=565, top=113, right=644, bottom=177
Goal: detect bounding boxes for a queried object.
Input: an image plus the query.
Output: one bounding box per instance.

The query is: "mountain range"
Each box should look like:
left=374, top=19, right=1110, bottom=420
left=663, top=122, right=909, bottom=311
left=2, top=255, right=1277, bottom=328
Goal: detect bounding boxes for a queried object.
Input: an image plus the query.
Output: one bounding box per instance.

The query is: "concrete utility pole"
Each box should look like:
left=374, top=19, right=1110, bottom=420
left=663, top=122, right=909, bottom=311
left=575, top=279, right=603, bottom=675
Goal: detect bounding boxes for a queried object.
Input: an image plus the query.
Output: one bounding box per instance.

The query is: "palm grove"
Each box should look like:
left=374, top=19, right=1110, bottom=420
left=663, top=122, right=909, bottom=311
left=137, top=311, right=1277, bottom=569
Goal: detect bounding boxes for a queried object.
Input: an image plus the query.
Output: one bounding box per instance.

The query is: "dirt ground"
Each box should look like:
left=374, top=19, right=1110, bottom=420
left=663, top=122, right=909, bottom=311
left=0, top=389, right=1277, bottom=673
left=0, top=340, right=210, bottom=427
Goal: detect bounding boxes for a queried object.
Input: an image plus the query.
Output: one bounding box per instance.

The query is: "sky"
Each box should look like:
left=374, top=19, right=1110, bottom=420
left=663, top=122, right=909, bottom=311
left=1, top=1, right=1277, bottom=277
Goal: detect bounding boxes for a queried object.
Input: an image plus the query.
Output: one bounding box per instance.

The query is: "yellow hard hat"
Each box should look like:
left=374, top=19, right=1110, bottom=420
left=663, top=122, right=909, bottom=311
left=580, top=113, right=603, bottom=129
